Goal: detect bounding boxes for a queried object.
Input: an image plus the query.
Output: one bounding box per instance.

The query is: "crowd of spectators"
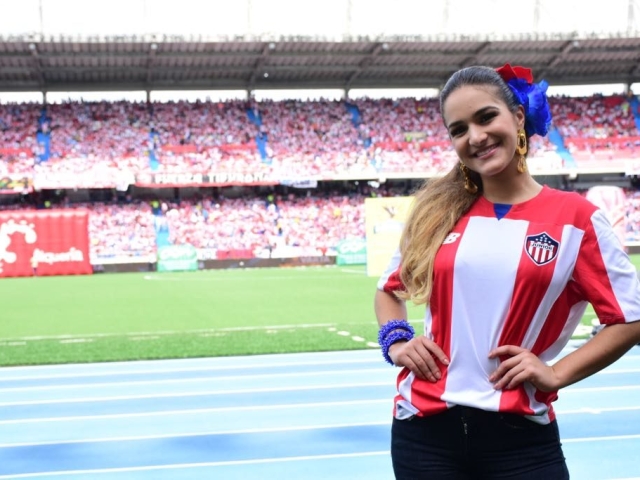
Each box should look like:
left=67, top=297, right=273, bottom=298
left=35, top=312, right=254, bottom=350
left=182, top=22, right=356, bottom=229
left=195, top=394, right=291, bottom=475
left=625, top=190, right=640, bottom=242
left=149, top=100, right=260, bottom=174
left=0, top=103, right=39, bottom=175
left=550, top=94, right=640, bottom=166
left=4, top=183, right=640, bottom=258
left=1, top=93, right=638, bottom=182
left=40, top=101, right=151, bottom=176
left=551, top=95, right=637, bottom=140
left=82, top=202, right=157, bottom=262
left=160, top=192, right=366, bottom=258
left=2, top=91, right=639, bottom=265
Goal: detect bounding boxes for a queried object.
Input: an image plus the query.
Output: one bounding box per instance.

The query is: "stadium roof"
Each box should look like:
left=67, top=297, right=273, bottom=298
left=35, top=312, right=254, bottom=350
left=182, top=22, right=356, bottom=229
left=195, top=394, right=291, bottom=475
left=1, top=33, right=640, bottom=93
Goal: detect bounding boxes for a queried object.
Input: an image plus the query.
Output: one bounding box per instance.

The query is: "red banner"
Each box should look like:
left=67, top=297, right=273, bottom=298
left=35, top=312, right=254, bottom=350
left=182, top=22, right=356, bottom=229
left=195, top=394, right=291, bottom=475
left=0, top=210, right=93, bottom=278
left=216, top=249, right=254, bottom=259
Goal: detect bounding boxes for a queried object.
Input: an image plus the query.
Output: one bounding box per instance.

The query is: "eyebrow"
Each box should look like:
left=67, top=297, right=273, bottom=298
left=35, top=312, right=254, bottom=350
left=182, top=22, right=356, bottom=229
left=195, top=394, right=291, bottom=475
left=447, top=106, right=499, bottom=131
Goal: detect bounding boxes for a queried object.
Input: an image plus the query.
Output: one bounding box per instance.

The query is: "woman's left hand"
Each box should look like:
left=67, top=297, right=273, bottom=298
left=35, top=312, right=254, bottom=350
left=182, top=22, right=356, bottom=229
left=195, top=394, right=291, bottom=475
left=488, top=345, right=561, bottom=392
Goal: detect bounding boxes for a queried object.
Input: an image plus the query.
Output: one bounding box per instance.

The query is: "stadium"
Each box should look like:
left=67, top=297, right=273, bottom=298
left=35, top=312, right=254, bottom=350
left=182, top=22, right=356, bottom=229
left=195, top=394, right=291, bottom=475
left=1, top=0, right=640, bottom=478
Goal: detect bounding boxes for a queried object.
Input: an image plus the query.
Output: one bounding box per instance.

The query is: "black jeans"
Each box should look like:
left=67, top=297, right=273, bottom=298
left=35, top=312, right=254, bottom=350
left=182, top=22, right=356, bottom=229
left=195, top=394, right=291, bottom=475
left=391, top=406, right=570, bottom=479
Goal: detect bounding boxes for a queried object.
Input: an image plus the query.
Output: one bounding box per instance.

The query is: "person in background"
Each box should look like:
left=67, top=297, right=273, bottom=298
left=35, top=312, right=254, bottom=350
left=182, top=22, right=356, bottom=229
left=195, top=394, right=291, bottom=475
left=375, top=63, right=640, bottom=479
left=30, top=255, right=38, bottom=276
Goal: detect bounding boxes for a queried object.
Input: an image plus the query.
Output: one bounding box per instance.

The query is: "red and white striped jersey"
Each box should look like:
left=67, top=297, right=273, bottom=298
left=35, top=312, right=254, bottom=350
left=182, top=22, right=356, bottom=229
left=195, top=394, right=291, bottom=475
left=378, top=186, right=640, bottom=424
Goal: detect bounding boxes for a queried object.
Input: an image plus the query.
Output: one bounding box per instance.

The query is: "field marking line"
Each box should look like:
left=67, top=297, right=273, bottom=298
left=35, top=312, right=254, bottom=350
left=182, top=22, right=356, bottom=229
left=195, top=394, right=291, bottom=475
left=0, top=451, right=390, bottom=479
left=1, top=317, right=412, bottom=343
left=325, top=324, right=381, bottom=349
left=0, top=323, right=342, bottom=342
left=142, top=272, right=368, bottom=282
left=3, top=401, right=640, bottom=426
left=0, top=381, right=394, bottom=406
left=339, top=268, right=368, bottom=275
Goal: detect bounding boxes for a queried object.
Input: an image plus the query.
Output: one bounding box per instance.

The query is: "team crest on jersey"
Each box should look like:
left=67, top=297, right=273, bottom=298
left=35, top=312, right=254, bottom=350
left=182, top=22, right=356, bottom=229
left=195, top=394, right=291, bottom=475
left=524, top=232, right=559, bottom=266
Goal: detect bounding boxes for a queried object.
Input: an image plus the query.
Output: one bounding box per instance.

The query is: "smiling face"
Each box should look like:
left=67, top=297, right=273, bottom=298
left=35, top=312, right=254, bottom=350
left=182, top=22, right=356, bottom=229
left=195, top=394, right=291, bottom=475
left=442, top=85, right=525, bottom=181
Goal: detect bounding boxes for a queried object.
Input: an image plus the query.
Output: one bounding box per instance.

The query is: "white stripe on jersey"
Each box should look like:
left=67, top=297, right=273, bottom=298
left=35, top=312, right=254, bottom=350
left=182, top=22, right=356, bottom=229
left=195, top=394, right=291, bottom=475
left=442, top=216, right=530, bottom=411
left=376, top=248, right=401, bottom=291
left=591, top=209, right=640, bottom=322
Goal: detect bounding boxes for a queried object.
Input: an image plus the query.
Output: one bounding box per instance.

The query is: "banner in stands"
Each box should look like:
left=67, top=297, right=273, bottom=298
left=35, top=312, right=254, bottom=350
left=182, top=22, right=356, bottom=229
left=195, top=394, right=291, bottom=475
left=0, top=209, right=92, bottom=278
left=135, top=171, right=278, bottom=188
left=364, top=196, right=414, bottom=277
left=336, top=238, right=367, bottom=265
left=33, top=169, right=136, bottom=190
left=0, top=175, right=33, bottom=194
left=157, top=244, right=198, bottom=272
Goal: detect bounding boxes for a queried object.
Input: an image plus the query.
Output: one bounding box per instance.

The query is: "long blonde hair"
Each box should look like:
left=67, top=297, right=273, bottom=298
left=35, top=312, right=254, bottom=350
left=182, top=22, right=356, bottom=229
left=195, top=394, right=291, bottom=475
left=395, top=65, right=524, bottom=305
left=396, top=166, right=480, bottom=304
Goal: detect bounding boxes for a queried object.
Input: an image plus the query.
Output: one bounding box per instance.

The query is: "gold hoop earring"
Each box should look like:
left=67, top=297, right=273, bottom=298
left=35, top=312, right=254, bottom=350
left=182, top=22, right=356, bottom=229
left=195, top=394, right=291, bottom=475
left=459, top=162, right=478, bottom=194
left=516, top=129, right=527, bottom=174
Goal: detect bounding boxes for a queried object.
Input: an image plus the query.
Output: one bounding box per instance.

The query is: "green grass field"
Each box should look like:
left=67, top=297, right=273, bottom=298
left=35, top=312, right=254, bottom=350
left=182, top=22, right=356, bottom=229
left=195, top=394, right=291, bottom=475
left=1, top=256, right=639, bottom=367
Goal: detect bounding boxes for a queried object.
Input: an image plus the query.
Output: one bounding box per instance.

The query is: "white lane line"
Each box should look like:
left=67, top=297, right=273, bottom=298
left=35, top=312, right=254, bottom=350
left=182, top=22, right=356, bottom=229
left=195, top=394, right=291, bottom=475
left=0, top=421, right=391, bottom=448
left=0, top=381, right=393, bottom=407
left=0, top=358, right=384, bottom=381
left=561, top=385, right=640, bottom=394
left=0, top=399, right=391, bottom=425
left=557, top=405, right=640, bottom=415
left=2, top=402, right=640, bottom=426
left=563, top=433, right=640, bottom=443
left=1, top=368, right=637, bottom=394
left=597, top=368, right=640, bottom=375
left=1, top=423, right=640, bottom=450
left=0, top=451, right=390, bottom=479
left=0, top=368, right=392, bottom=393
left=0, top=382, right=638, bottom=408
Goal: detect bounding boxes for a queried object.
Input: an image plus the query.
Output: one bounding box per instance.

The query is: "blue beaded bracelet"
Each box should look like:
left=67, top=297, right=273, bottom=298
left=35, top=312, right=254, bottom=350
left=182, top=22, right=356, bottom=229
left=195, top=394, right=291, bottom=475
left=378, top=319, right=415, bottom=346
left=378, top=319, right=415, bottom=365
left=380, top=329, right=414, bottom=365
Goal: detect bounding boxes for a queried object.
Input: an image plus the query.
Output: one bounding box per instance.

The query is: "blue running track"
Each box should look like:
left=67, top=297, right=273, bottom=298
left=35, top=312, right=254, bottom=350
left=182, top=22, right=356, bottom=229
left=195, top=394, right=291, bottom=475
left=0, top=345, right=639, bottom=479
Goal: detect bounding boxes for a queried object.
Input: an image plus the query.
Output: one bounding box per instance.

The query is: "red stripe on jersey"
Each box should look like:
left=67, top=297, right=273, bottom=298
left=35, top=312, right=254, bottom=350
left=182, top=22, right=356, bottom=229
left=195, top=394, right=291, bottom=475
left=497, top=223, right=565, bottom=414
left=532, top=281, right=582, bottom=356
left=408, top=217, right=471, bottom=414
left=383, top=268, right=405, bottom=295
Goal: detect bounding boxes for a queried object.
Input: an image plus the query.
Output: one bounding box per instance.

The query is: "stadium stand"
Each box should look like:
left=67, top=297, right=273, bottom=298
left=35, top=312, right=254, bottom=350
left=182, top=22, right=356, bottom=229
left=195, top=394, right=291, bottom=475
left=2, top=93, right=638, bottom=179
left=1, top=36, right=640, bottom=271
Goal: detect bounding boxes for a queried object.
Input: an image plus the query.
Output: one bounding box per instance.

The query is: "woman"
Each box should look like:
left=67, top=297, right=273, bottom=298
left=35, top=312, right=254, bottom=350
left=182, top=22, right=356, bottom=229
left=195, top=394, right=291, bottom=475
left=375, top=64, right=640, bottom=479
